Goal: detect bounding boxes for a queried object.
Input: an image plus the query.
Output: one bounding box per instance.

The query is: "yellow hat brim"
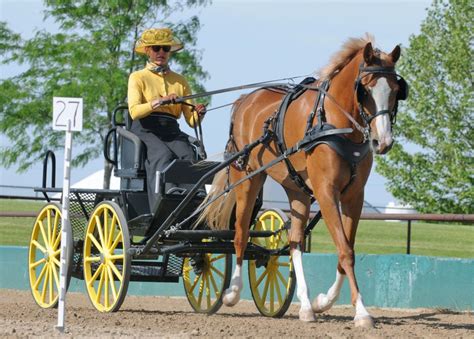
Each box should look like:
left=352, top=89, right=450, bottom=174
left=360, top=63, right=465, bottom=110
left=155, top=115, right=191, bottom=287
left=134, top=28, right=184, bottom=55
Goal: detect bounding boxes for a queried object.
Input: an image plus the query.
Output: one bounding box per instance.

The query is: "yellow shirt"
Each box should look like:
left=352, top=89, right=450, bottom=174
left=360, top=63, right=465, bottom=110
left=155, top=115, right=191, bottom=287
left=127, top=63, right=200, bottom=127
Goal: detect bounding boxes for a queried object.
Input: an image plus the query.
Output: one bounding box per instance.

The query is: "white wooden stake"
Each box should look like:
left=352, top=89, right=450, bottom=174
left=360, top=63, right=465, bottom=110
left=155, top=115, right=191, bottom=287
left=55, top=119, right=73, bottom=332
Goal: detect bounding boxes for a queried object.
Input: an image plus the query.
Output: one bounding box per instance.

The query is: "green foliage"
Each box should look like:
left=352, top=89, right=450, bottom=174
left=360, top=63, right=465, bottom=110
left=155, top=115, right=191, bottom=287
left=376, top=0, right=474, bottom=213
left=0, top=0, right=209, bottom=172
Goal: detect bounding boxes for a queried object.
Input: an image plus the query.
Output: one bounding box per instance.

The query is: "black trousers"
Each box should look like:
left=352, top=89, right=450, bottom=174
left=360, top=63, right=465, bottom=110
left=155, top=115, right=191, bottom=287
left=130, top=114, right=195, bottom=211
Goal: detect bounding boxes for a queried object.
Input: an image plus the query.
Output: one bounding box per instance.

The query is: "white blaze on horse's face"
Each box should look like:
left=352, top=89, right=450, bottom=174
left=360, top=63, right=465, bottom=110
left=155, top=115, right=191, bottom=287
left=369, top=77, right=394, bottom=154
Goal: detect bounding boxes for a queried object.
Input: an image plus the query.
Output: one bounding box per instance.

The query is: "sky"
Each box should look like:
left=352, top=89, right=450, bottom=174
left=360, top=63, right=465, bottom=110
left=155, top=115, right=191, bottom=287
left=0, top=0, right=431, bottom=208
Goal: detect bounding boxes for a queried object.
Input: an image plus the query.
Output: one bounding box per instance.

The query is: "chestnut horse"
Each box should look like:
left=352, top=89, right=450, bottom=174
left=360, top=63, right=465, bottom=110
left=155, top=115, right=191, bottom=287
left=200, top=35, right=406, bottom=327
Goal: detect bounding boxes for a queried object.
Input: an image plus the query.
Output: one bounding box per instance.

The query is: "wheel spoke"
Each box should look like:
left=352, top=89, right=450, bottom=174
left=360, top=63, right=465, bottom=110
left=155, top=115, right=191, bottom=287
left=205, top=274, right=211, bottom=309
left=107, top=265, right=118, bottom=300
left=51, top=263, right=60, bottom=289
left=109, top=261, right=123, bottom=282
left=85, top=256, right=101, bottom=263
left=96, top=267, right=105, bottom=303
left=47, top=210, right=52, bottom=246
left=87, top=265, right=103, bottom=287
left=189, top=275, right=201, bottom=294
left=41, top=265, right=49, bottom=303
left=110, top=232, right=122, bottom=251
left=32, top=240, right=47, bottom=254
left=104, top=268, right=109, bottom=309
left=103, top=210, right=109, bottom=247
left=275, top=277, right=283, bottom=306
left=210, top=265, right=224, bottom=279
left=209, top=271, right=220, bottom=298
left=88, top=233, right=103, bottom=253
left=53, top=230, right=62, bottom=250
left=37, top=222, right=49, bottom=250
left=108, top=215, right=117, bottom=247
left=51, top=256, right=61, bottom=268
left=30, top=258, right=46, bottom=269
left=48, top=263, right=54, bottom=304
left=95, top=215, right=106, bottom=250
left=269, top=272, right=275, bottom=313
left=197, top=277, right=205, bottom=307
left=209, top=254, right=226, bottom=263
left=109, top=254, right=124, bottom=261
left=34, top=263, right=48, bottom=289
left=276, top=269, right=287, bottom=286
left=261, top=271, right=271, bottom=303
left=255, top=267, right=269, bottom=287
left=52, top=211, right=60, bottom=247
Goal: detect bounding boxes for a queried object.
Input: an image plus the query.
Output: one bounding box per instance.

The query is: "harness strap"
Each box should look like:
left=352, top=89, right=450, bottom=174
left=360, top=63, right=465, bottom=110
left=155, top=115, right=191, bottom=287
left=274, top=77, right=316, bottom=196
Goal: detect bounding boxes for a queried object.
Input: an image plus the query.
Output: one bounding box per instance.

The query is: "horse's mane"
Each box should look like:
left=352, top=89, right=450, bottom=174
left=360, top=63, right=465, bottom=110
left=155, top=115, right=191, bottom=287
left=318, top=34, right=375, bottom=81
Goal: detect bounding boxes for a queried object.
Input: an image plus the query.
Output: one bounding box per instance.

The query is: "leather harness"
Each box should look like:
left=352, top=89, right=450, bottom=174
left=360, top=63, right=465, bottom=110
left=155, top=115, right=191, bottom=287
left=272, top=77, right=370, bottom=196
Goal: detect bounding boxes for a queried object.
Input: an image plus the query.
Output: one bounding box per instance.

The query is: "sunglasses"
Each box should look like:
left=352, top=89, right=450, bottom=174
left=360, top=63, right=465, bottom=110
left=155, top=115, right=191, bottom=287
left=151, top=45, right=171, bottom=53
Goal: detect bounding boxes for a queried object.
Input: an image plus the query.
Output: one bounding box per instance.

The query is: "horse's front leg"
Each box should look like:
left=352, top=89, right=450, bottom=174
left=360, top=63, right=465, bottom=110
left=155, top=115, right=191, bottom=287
left=223, top=170, right=265, bottom=307
left=341, top=190, right=373, bottom=327
left=312, top=185, right=374, bottom=328
left=287, top=190, right=315, bottom=322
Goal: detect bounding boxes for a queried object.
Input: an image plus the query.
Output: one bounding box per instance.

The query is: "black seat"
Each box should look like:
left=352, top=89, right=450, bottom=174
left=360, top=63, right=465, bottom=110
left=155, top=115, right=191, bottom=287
left=104, top=105, right=210, bottom=223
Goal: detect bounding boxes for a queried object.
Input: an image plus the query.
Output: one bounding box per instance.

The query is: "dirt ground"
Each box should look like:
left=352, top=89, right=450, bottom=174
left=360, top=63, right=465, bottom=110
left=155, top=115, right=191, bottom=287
left=0, top=289, right=472, bottom=338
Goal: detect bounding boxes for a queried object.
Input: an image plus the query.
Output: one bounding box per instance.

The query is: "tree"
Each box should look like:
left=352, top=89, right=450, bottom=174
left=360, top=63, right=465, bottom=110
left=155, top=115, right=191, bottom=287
left=376, top=0, right=473, bottom=213
left=0, top=0, right=209, bottom=188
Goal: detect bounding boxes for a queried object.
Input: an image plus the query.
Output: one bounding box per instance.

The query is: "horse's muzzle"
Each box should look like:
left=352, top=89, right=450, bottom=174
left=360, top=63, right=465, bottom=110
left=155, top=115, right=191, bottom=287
left=372, top=139, right=394, bottom=154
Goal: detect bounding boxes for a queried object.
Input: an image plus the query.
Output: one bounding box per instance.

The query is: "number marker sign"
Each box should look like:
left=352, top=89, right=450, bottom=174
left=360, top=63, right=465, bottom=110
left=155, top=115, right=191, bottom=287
left=53, top=97, right=83, bottom=132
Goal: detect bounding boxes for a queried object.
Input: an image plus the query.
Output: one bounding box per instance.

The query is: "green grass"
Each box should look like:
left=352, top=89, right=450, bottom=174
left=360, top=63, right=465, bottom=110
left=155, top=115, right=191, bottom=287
left=0, top=199, right=45, bottom=246
left=309, top=220, right=474, bottom=258
left=1, top=199, right=473, bottom=258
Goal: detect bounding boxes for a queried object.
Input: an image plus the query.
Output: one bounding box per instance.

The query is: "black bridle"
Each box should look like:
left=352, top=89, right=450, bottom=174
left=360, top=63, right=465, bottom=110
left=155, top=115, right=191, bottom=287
left=354, top=63, right=409, bottom=127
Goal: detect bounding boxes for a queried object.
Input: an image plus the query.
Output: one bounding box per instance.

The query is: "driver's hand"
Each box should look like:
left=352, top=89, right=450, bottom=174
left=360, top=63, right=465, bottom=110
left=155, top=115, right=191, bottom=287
left=152, top=94, right=178, bottom=109
left=194, top=103, right=207, bottom=117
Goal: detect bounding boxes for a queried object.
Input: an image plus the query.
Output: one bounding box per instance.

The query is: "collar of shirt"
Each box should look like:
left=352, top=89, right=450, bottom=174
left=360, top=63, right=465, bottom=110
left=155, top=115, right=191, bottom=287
left=146, top=62, right=170, bottom=75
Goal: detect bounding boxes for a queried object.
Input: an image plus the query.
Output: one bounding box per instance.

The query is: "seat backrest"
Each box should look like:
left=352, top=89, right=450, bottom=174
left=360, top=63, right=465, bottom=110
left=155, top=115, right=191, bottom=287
left=106, top=105, right=146, bottom=188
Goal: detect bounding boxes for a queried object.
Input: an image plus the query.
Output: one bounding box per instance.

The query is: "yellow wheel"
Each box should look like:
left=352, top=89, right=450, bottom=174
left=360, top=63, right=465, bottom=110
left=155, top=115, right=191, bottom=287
left=183, top=248, right=232, bottom=314
left=28, top=203, right=73, bottom=308
left=248, top=208, right=296, bottom=317
left=83, top=201, right=130, bottom=312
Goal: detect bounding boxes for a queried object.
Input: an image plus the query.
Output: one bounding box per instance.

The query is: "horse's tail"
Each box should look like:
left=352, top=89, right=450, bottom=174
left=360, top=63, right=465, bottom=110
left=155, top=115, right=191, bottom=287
left=195, top=169, right=235, bottom=230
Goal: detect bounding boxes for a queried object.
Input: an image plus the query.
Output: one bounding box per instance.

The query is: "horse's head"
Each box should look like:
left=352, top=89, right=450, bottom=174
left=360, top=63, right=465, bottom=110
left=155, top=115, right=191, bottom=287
left=355, top=42, right=408, bottom=154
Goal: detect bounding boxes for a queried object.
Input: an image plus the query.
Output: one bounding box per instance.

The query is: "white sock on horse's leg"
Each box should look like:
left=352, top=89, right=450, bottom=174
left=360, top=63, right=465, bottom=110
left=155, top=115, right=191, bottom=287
left=292, top=248, right=315, bottom=321
left=222, top=264, right=243, bottom=307
left=354, top=293, right=374, bottom=327
left=312, top=270, right=345, bottom=313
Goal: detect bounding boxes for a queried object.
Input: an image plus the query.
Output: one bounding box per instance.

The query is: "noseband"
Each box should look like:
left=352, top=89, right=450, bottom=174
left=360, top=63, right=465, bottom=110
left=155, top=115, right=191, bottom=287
left=354, top=63, right=408, bottom=128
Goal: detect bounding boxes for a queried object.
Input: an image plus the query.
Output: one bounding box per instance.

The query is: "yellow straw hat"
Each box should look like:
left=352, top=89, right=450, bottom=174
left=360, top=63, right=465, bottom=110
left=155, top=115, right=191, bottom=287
left=134, top=28, right=183, bottom=54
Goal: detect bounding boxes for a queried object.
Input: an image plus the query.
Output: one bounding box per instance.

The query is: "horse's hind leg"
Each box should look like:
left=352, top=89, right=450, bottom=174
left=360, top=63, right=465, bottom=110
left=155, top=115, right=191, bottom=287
left=222, top=168, right=266, bottom=307
left=286, top=189, right=315, bottom=322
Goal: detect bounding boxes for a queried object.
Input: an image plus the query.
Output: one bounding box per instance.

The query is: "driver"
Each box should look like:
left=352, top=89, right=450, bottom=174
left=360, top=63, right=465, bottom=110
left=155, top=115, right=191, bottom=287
left=128, top=27, right=206, bottom=210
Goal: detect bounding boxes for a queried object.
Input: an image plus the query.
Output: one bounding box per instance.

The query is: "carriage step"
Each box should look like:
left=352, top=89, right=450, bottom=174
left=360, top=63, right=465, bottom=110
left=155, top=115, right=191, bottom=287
left=129, top=264, right=179, bottom=282
left=166, top=229, right=275, bottom=241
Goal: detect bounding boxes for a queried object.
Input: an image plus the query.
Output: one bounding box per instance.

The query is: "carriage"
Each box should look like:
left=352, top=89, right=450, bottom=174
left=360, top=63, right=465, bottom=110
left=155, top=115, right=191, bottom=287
left=28, top=103, right=321, bottom=316
left=28, top=36, right=407, bottom=327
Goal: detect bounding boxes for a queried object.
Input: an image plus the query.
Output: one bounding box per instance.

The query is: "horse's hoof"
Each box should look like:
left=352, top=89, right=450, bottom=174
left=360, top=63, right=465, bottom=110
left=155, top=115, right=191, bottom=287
left=354, top=315, right=375, bottom=328
left=312, top=293, right=331, bottom=313
left=222, top=287, right=240, bottom=307
left=299, top=308, right=316, bottom=322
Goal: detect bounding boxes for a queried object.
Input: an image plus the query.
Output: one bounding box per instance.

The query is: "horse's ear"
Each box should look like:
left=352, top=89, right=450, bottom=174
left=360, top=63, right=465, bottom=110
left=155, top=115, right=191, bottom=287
left=363, top=42, right=374, bottom=64
left=390, top=45, right=401, bottom=63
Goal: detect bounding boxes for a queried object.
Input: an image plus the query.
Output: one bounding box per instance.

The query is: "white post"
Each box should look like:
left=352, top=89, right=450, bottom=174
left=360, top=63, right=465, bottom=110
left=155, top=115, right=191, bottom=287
left=52, top=97, right=82, bottom=332
left=55, top=119, right=73, bottom=333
